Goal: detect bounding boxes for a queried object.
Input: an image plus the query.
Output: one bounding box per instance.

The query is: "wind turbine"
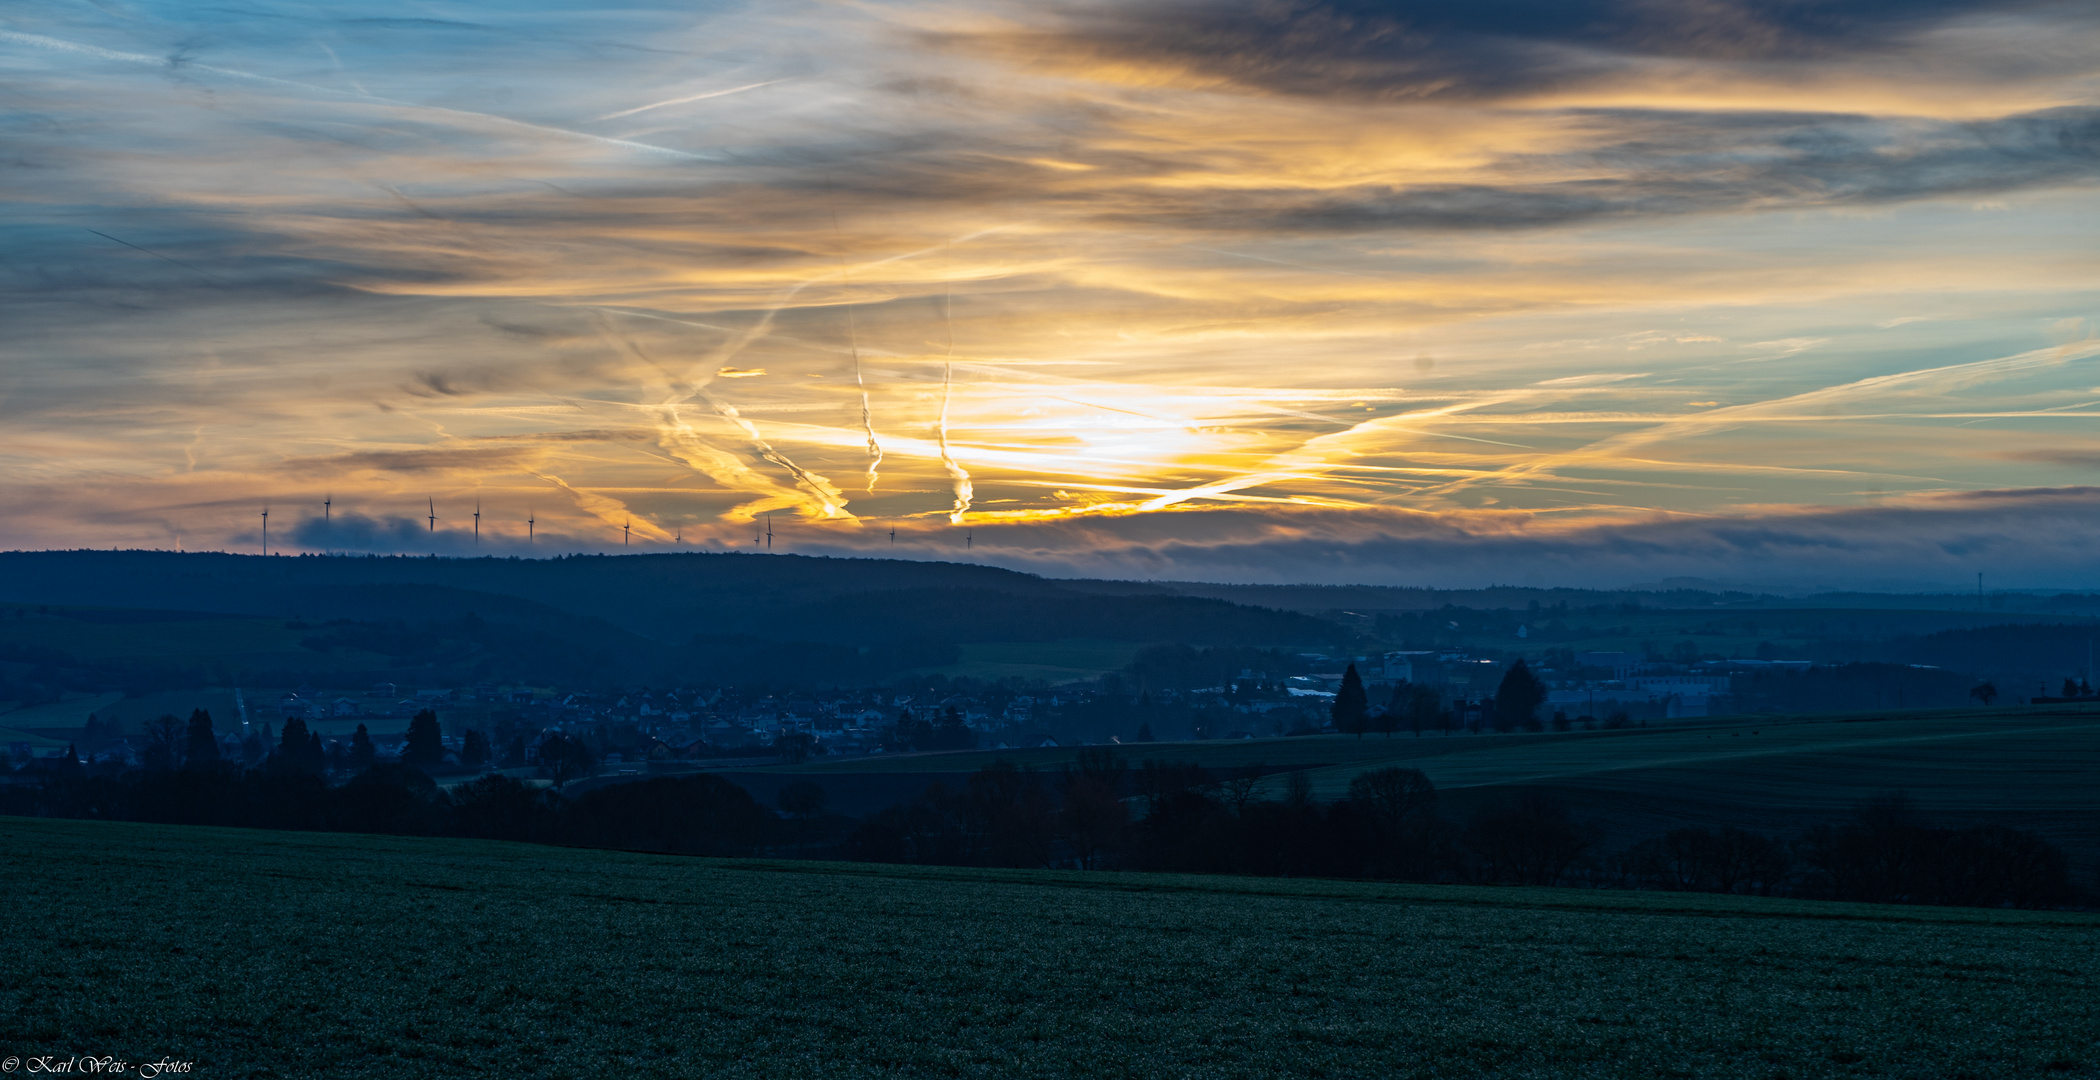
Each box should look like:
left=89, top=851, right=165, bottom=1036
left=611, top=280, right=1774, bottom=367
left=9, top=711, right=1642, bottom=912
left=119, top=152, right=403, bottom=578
left=473, top=500, right=481, bottom=546
left=427, top=498, right=437, bottom=534
left=889, top=526, right=896, bottom=545
left=527, top=509, right=535, bottom=544
left=766, top=515, right=773, bottom=551
left=321, top=495, right=331, bottom=556
left=623, top=520, right=631, bottom=547
left=965, top=528, right=972, bottom=550
left=260, top=504, right=269, bottom=556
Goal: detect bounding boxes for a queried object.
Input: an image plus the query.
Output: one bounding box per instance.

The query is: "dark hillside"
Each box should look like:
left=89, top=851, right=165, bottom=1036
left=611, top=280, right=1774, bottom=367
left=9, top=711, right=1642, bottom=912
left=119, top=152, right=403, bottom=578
left=0, top=551, right=1341, bottom=687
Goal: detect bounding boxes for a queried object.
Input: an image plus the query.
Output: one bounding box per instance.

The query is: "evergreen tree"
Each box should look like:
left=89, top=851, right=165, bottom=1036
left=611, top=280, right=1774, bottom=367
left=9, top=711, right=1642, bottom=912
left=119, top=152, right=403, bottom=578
left=351, top=723, right=376, bottom=769
left=403, top=709, right=444, bottom=769
left=183, top=708, right=219, bottom=766
left=276, top=718, right=323, bottom=774
left=888, top=708, right=924, bottom=752
left=931, top=705, right=974, bottom=752
left=1331, top=663, right=1369, bottom=737
left=1135, top=722, right=1156, bottom=742
left=1494, top=659, right=1548, bottom=733
left=461, top=729, right=489, bottom=768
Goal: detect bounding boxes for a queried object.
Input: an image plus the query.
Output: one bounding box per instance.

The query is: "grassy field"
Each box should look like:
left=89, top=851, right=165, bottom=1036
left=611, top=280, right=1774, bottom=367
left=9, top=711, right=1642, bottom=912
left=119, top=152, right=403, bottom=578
left=0, top=606, right=392, bottom=671
left=765, top=705, right=2100, bottom=860
left=1377, top=605, right=2034, bottom=659
left=0, top=689, right=255, bottom=734
left=910, top=639, right=1148, bottom=683
left=3, top=818, right=2097, bottom=1078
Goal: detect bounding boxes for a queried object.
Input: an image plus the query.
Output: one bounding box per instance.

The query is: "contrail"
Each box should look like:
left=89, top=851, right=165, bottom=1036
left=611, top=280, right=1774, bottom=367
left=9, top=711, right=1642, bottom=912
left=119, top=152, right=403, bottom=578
left=850, top=302, right=881, bottom=493
left=0, top=29, right=718, bottom=162
left=830, top=206, right=882, bottom=493
left=532, top=472, right=672, bottom=541
left=938, top=290, right=973, bottom=524
left=84, top=228, right=225, bottom=284
left=594, top=80, right=788, bottom=121
left=592, top=316, right=851, bottom=519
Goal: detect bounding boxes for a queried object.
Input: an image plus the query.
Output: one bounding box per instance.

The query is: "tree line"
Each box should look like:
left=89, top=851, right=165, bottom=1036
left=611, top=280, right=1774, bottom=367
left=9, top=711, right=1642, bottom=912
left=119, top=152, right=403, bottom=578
left=843, top=758, right=2076, bottom=908
left=2, top=726, right=2076, bottom=911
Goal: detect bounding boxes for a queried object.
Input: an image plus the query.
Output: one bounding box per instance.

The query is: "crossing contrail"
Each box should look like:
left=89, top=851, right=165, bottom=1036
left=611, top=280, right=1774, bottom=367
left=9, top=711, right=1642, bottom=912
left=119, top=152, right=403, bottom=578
left=938, top=290, right=973, bottom=524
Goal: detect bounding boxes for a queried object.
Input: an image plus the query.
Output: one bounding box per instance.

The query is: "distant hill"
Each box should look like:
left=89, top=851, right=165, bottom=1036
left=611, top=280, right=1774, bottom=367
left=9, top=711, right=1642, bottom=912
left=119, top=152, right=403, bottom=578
left=3, top=550, right=2096, bottom=694
left=0, top=551, right=1346, bottom=690
left=0, top=550, right=1334, bottom=646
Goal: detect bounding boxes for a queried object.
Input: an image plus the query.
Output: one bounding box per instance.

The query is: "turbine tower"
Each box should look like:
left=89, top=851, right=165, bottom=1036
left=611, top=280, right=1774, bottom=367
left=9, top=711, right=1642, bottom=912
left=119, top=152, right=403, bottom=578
left=527, top=510, right=535, bottom=544
left=260, top=505, right=269, bottom=556
left=623, top=520, right=631, bottom=547
left=473, top=500, right=481, bottom=546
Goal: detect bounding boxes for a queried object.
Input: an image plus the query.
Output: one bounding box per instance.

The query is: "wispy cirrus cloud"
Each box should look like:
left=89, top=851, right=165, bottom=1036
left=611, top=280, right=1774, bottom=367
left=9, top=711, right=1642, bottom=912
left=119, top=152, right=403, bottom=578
left=0, top=0, right=2097, bottom=586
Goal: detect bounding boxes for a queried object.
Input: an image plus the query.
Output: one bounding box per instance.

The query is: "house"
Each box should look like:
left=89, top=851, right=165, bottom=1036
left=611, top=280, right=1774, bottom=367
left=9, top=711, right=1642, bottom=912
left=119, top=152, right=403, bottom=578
left=1380, top=651, right=1431, bottom=682
left=1577, top=652, right=1651, bottom=680
left=331, top=698, right=361, bottom=717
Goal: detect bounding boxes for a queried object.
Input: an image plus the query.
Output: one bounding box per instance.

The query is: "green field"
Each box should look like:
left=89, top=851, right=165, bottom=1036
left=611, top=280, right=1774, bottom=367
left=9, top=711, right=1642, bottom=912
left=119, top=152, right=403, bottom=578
left=911, top=639, right=1148, bottom=683
left=0, top=689, right=253, bottom=733
left=2, top=818, right=2096, bottom=1078
left=767, top=705, right=2100, bottom=860
left=0, top=606, right=392, bottom=671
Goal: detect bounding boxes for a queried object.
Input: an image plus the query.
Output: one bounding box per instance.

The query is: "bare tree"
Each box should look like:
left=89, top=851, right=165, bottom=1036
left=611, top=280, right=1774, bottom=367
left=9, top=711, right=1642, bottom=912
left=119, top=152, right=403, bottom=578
left=141, top=714, right=184, bottom=771
left=537, top=733, right=594, bottom=789
left=1220, top=762, right=1266, bottom=816
left=1284, top=768, right=1315, bottom=809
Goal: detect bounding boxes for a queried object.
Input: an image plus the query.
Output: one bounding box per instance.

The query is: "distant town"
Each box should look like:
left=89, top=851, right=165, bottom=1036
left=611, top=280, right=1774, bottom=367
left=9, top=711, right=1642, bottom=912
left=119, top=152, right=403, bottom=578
left=14, top=648, right=1855, bottom=780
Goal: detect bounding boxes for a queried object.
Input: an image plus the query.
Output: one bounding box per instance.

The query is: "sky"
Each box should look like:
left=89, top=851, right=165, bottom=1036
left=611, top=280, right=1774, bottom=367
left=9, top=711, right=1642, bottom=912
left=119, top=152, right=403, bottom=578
left=3, top=0, right=2099, bottom=589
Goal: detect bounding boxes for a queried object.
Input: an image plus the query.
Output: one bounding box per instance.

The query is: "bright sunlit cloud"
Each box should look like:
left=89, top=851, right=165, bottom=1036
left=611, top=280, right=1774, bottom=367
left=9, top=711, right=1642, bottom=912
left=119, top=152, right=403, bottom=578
left=2, top=0, right=2098, bottom=586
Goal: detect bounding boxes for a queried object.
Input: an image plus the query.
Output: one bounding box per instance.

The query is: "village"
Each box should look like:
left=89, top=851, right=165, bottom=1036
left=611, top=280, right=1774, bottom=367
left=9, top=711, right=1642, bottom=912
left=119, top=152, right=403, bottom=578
left=5, top=647, right=1821, bottom=779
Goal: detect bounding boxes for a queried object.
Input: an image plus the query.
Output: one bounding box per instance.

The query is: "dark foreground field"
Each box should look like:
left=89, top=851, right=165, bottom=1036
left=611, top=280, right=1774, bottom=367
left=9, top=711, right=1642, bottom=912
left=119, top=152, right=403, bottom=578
left=4, top=819, right=2098, bottom=1079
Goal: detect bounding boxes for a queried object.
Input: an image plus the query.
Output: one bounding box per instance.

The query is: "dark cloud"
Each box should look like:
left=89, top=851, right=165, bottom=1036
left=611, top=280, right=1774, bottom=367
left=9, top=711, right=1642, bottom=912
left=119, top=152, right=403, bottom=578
left=2001, top=449, right=2100, bottom=468
left=780, top=488, right=2100, bottom=591
left=289, top=447, right=538, bottom=475
left=1102, top=105, right=2100, bottom=232
left=1017, top=0, right=2055, bottom=101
